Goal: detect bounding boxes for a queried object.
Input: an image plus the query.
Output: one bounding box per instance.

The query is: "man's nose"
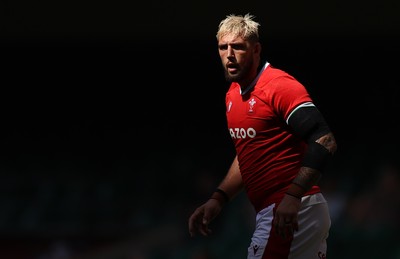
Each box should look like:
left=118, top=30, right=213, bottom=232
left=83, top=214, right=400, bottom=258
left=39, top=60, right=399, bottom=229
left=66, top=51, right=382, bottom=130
left=227, top=47, right=235, bottom=58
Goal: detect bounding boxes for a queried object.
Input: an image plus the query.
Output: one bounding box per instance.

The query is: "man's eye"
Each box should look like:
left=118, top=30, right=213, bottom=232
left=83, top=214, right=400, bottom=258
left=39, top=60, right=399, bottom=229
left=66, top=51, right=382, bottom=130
left=232, top=45, right=246, bottom=50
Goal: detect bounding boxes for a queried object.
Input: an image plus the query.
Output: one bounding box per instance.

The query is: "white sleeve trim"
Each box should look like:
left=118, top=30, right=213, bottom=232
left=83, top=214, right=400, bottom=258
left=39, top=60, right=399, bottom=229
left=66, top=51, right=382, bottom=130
left=285, top=102, right=315, bottom=125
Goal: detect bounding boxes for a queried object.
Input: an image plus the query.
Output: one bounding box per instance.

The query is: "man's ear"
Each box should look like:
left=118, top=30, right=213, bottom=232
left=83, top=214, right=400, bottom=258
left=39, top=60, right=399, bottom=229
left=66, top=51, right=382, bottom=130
left=254, top=42, right=262, bottom=55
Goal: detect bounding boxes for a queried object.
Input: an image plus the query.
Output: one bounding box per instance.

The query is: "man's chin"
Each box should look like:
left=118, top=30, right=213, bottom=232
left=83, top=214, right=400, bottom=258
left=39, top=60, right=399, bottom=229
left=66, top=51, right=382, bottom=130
left=225, top=73, right=242, bottom=83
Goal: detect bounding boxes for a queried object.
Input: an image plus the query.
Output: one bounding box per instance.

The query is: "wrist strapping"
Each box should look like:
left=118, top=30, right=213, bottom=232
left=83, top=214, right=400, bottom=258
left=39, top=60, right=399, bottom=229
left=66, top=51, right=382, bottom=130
left=212, top=188, right=230, bottom=203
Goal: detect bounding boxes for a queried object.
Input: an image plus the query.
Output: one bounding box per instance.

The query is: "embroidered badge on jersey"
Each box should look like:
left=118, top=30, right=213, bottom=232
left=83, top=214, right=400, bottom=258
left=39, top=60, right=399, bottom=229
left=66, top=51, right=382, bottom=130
left=247, top=97, right=256, bottom=114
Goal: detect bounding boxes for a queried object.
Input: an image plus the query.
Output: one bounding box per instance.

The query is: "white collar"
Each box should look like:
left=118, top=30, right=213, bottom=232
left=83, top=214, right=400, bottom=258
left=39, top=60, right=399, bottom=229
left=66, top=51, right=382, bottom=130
left=240, top=61, right=270, bottom=95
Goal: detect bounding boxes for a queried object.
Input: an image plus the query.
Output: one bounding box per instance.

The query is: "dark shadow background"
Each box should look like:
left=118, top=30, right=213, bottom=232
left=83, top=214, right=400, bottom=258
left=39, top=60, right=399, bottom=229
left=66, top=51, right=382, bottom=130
left=1, top=0, right=400, bottom=258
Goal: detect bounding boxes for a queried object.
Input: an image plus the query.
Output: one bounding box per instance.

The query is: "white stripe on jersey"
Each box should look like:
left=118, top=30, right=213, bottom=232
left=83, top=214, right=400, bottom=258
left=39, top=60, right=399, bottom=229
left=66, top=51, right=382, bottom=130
left=286, top=102, right=315, bottom=125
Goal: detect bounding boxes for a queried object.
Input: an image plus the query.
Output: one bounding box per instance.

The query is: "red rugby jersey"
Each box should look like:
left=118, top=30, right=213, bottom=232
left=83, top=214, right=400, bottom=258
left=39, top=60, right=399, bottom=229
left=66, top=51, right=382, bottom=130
left=225, top=62, right=320, bottom=212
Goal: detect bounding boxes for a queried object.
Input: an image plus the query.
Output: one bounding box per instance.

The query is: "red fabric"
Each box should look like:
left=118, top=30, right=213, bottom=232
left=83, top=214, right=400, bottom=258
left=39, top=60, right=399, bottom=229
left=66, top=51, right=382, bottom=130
left=225, top=64, right=320, bottom=212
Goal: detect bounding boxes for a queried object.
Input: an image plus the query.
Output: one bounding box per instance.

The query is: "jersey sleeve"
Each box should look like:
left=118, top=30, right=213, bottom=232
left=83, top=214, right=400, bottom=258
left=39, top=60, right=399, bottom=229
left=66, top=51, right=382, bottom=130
left=267, top=75, right=313, bottom=121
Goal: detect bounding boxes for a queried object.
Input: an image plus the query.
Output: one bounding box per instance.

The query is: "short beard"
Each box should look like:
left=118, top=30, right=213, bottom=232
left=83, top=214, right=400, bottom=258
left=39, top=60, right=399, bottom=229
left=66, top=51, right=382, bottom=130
left=224, top=70, right=243, bottom=82
left=223, top=59, right=253, bottom=83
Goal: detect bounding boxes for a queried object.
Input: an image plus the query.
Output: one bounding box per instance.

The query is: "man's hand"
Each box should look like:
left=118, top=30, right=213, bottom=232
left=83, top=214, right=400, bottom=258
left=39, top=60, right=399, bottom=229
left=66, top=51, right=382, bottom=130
left=188, top=199, right=223, bottom=237
left=273, top=194, right=301, bottom=239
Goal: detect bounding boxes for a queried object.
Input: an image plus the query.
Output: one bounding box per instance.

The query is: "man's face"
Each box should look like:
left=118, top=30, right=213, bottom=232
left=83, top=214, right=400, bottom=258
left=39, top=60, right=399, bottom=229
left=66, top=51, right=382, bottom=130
left=218, top=34, right=256, bottom=84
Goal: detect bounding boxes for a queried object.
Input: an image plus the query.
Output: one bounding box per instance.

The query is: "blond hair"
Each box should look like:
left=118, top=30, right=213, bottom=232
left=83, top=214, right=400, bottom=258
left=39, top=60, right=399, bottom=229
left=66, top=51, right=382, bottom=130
left=216, top=13, right=260, bottom=43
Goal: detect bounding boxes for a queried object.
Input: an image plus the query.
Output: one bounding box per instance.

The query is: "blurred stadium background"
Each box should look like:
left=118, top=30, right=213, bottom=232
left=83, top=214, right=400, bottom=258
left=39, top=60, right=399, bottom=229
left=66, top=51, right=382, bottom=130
left=1, top=0, right=400, bottom=258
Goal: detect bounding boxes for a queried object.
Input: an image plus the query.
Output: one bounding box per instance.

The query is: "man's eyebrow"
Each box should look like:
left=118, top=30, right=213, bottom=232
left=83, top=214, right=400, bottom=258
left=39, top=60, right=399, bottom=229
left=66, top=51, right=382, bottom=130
left=219, top=41, right=245, bottom=46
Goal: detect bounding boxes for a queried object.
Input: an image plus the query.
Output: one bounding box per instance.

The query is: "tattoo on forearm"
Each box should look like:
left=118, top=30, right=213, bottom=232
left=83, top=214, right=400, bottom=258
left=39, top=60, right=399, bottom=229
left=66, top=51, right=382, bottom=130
left=292, top=167, right=321, bottom=191
left=293, top=132, right=336, bottom=191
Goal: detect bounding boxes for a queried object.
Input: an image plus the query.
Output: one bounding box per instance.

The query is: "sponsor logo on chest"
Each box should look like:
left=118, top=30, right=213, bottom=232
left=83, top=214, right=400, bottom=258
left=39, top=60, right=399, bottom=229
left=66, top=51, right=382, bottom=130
left=227, top=97, right=260, bottom=139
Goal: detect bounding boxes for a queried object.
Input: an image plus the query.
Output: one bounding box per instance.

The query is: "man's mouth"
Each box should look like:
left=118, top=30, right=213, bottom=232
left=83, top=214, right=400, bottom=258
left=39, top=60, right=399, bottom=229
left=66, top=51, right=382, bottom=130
left=227, top=63, right=238, bottom=73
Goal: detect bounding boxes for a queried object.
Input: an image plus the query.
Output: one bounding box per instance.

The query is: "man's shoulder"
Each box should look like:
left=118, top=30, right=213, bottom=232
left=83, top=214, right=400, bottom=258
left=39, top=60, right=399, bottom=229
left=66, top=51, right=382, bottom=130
left=258, top=64, right=299, bottom=88
left=263, top=64, right=292, bottom=80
